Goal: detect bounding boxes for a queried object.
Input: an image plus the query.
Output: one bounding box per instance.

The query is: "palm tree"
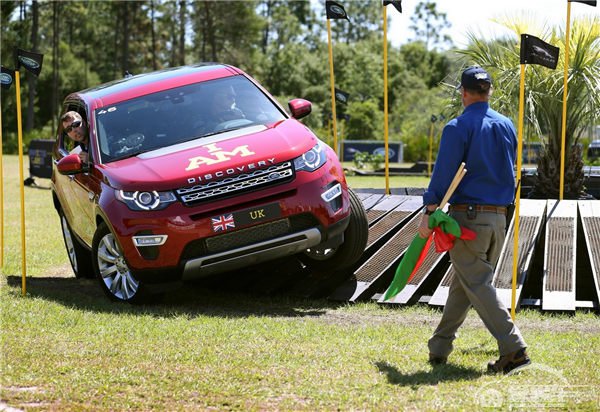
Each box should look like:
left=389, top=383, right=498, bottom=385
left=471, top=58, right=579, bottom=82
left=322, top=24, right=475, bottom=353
left=457, top=15, right=600, bottom=199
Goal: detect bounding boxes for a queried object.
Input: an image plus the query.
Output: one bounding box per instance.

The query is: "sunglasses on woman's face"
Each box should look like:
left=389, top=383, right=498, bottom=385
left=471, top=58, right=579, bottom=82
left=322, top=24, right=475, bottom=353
left=64, top=120, right=82, bottom=133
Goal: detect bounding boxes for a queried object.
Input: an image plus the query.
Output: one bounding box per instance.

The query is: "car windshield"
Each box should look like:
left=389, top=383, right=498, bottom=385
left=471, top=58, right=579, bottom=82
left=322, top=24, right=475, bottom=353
left=95, top=76, right=286, bottom=163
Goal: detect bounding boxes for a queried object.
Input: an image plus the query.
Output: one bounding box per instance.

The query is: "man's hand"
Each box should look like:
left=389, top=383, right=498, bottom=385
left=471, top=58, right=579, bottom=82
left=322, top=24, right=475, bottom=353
left=418, top=213, right=433, bottom=239
left=78, top=151, right=88, bottom=163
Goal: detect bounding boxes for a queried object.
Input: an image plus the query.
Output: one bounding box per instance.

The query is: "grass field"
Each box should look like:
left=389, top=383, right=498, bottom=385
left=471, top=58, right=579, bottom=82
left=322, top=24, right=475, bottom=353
left=1, top=155, right=599, bottom=411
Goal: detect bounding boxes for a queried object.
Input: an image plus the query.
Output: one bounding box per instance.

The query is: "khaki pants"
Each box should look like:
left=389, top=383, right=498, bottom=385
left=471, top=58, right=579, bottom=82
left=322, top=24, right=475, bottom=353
left=428, top=210, right=526, bottom=358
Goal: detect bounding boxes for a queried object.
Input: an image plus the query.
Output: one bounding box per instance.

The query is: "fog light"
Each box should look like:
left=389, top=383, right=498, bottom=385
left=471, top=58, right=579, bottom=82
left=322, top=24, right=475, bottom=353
left=321, top=183, right=342, bottom=202
left=133, top=235, right=168, bottom=247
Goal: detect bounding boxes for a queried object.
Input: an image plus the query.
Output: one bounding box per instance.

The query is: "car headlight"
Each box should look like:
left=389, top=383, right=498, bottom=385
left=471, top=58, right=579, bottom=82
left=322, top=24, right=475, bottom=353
left=116, top=190, right=177, bottom=211
left=294, top=141, right=328, bottom=172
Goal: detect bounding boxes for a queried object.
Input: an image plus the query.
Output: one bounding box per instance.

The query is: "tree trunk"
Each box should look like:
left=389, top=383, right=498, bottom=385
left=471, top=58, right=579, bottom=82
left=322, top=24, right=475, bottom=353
left=151, top=0, right=157, bottom=70
left=51, top=1, right=60, bottom=132
left=531, top=144, right=586, bottom=199
left=178, top=0, right=186, bottom=65
left=121, top=2, right=130, bottom=75
left=26, top=0, right=39, bottom=132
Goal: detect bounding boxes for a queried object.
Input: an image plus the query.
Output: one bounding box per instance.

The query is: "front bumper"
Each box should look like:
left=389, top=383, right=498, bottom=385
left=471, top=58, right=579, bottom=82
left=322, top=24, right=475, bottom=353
left=104, top=164, right=350, bottom=282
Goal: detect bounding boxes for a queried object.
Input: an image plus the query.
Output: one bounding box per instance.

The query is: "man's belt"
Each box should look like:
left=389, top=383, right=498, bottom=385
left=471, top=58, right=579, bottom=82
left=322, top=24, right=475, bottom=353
left=449, top=204, right=507, bottom=214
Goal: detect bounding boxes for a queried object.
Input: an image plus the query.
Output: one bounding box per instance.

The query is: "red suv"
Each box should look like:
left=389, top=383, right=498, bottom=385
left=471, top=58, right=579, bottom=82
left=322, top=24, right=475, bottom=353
left=52, top=64, right=368, bottom=302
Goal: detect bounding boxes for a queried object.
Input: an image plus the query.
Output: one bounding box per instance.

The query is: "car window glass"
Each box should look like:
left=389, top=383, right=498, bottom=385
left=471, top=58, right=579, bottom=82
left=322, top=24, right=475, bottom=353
left=95, top=76, right=286, bottom=163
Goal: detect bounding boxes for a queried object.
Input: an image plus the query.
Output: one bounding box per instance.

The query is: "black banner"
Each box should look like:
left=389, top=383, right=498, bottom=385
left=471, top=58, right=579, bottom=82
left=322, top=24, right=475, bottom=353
left=383, top=0, right=402, bottom=13
left=326, top=1, right=349, bottom=20
left=15, top=48, right=44, bottom=77
left=334, top=88, right=350, bottom=104
left=520, top=34, right=560, bottom=69
left=1, top=66, right=15, bottom=90
left=568, top=0, right=597, bottom=6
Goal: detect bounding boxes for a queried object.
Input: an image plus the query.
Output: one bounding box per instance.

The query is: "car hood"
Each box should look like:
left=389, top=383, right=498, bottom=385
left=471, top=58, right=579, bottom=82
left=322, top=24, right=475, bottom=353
left=100, top=119, right=319, bottom=190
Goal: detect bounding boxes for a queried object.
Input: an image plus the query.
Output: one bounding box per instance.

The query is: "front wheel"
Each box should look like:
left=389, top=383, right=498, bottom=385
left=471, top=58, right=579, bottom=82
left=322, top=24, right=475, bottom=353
left=92, top=223, right=150, bottom=303
left=301, top=188, right=368, bottom=272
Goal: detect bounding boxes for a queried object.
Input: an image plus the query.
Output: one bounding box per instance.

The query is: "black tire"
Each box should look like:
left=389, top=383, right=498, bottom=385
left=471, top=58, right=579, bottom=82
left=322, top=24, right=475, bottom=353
left=301, top=188, right=368, bottom=272
left=92, top=222, right=151, bottom=303
left=59, top=210, right=94, bottom=279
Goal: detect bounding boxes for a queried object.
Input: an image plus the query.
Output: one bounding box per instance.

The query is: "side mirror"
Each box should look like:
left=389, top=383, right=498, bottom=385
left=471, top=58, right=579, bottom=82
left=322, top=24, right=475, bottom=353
left=288, top=98, right=312, bottom=120
left=57, top=153, right=86, bottom=175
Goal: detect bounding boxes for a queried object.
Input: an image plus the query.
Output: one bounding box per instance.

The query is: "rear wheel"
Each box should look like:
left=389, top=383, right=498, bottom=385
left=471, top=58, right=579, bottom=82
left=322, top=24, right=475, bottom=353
left=59, top=211, right=94, bottom=278
left=301, top=188, right=368, bottom=272
left=92, top=223, right=150, bottom=303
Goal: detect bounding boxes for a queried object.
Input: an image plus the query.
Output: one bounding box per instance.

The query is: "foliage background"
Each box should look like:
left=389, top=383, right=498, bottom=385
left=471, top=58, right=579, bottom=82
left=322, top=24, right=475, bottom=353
left=1, top=0, right=458, bottom=162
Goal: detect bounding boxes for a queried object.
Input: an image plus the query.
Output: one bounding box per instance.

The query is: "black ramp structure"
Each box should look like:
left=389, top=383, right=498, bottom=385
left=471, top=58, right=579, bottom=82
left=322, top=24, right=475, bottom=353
left=365, top=195, right=408, bottom=226
left=429, top=265, right=455, bottom=307
left=378, top=240, right=448, bottom=305
left=364, top=196, right=419, bottom=249
left=360, top=193, right=387, bottom=212
left=543, top=199, right=577, bottom=311
left=328, top=197, right=423, bottom=301
left=493, top=199, right=546, bottom=310
left=577, top=200, right=600, bottom=306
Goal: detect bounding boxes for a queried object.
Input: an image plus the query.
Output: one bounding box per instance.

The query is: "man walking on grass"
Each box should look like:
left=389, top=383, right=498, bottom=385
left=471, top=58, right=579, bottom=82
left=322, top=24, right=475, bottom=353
left=419, top=66, right=530, bottom=374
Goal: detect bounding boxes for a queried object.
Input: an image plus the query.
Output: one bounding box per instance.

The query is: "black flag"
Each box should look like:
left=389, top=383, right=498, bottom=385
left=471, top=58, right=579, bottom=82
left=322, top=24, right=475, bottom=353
left=326, top=1, right=349, bottom=20
left=383, top=0, right=402, bottom=13
left=15, top=48, right=44, bottom=77
left=520, top=34, right=560, bottom=69
left=568, top=0, right=597, bottom=6
left=335, top=88, right=350, bottom=104
left=1, top=66, right=15, bottom=90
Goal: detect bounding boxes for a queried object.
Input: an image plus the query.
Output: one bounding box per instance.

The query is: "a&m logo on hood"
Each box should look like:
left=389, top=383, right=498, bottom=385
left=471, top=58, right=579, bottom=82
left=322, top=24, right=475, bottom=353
left=186, top=143, right=255, bottom=171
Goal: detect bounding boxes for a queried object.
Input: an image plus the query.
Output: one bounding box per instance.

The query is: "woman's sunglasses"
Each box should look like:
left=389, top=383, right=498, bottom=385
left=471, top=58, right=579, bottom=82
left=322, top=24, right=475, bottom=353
left=64, top=120, right=82, bottom=133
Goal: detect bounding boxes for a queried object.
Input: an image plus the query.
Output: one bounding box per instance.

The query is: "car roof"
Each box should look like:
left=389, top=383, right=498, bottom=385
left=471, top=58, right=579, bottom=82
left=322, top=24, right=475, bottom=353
left=66, top=63, right=242, bottom=109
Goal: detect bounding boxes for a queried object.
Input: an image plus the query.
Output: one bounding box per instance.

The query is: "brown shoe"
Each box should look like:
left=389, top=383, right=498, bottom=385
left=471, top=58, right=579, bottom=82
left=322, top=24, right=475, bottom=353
left=487, top=348, right=531, bottom=374
left=429, top=353, right=447, bottom=366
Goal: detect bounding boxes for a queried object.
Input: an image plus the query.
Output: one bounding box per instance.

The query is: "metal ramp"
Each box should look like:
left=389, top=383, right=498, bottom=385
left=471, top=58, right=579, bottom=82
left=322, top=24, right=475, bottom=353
left=328, top=197, right=423, bottom=301
left=328, top=193, right=600, bottom=311
left=543, top=200, right=577, bottom=311
left=365, top=196, right=420, bottom=250
left=365, top=195, right=409, bottom=226
left=377, top=239, right=449, bottom=305
left=360, top=193, right=387, bottom=212
left=493, top=199, right=546, bottom=310
left=577, top=200, right=600, bottom=305
left=429, top=265, right=455, bottom=307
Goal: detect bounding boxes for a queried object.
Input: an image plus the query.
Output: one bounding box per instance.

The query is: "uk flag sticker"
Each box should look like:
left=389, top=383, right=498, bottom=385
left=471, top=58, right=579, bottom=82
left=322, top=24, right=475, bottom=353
left=212, top=214, right=235, bottom=232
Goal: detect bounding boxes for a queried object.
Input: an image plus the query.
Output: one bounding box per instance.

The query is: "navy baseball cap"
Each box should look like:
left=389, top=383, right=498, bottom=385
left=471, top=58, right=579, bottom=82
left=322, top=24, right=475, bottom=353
left=457, top=66, right=492, bottom=90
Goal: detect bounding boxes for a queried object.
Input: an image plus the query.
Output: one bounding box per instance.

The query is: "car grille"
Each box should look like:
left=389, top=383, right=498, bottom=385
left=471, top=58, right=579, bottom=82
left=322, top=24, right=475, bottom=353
left=180, top=213, right=320, bottom=259
left=176, top=161, right=294, bottom=206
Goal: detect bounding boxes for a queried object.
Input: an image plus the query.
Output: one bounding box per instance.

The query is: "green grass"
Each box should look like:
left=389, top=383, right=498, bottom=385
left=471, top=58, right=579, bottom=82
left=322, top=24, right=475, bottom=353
left=1, top=155, right=600, bottom=411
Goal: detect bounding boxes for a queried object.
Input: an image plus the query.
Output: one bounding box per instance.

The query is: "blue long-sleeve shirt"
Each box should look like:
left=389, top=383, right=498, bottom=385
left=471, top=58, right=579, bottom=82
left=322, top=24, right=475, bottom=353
left=423, top=101, right=517, bottom=206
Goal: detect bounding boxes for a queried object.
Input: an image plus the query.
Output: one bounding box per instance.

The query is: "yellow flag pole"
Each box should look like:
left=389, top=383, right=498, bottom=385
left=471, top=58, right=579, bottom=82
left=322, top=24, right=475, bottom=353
left=559, top=1, right=572, bottom=201
left=383, top=5, right=390, bottom=195
left=0, top=109, right=4, bottom=269
left=326, top=19, right=339, bottom=156
left=511, top=64, right=526, bottom=320
left=428, top=122, right=434, bottom=177
left=15, top=70, right=27, bottom=295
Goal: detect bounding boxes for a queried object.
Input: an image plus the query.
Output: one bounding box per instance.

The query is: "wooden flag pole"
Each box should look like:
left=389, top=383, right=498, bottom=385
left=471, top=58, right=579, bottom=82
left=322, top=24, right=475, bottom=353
left=559, top=1, right=572, bottom=200
left=15, top=70, right=27, bottom=296
left=511, top=64, right=527, bottom=320
left=383, top=5, right=390, bottom=195
left=439, top=162, right=466, bottom=210
left=326, top=19, right=339, bottom=156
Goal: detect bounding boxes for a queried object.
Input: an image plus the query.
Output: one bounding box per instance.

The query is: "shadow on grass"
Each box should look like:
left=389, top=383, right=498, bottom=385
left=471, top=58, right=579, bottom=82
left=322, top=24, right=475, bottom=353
left=5, top=274, right=341, bottom=319
left=375, top=360, right=483, bottom=386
